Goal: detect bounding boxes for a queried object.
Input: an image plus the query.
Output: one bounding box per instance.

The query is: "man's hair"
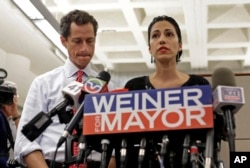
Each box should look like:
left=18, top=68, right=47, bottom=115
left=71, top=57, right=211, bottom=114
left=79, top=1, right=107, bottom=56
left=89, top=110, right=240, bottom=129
left=59, top=9, right=98, bottom=38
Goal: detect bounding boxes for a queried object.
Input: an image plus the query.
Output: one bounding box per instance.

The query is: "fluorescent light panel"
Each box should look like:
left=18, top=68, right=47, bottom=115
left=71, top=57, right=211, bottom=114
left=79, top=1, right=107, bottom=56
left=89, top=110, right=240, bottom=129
left=13, top=0, right=44, bottom=19
left=12, top=0, right=67, bottom=62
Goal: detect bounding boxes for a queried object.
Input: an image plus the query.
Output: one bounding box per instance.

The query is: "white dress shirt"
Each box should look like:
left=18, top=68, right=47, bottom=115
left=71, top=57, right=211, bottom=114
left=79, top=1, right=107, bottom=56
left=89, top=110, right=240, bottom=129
left=14, top=59, right=112, bottom=165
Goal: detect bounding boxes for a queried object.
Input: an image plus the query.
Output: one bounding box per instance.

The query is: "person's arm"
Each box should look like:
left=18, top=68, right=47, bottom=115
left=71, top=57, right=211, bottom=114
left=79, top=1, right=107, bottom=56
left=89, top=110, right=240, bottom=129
left=1, top=95, right=20, bottom=127
left=24, top=150, right=48, bottom=168
left=108, top=157, right=116, bottom=168
left=14, top=78, right=47, bottom=166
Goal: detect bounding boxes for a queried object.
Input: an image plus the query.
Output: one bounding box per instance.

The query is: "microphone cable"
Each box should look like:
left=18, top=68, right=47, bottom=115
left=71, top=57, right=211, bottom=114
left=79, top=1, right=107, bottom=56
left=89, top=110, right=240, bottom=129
left=49, top=146, right=60, bottom=168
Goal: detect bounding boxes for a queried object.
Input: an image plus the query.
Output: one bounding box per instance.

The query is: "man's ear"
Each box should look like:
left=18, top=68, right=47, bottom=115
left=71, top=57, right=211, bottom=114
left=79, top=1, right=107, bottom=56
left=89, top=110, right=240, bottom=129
left=60, top=36, right=67, bottom=48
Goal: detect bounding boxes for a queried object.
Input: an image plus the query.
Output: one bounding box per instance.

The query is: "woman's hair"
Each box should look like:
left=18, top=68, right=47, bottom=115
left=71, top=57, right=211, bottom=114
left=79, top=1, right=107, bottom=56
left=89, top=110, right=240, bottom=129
left=60, top=9, right=98, bottom=39
left=148, top=15, right=182, bottom=62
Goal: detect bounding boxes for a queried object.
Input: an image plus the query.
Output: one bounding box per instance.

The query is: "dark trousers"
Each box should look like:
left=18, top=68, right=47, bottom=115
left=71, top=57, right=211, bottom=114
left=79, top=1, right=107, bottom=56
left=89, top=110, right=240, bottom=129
left=0, top=156, right=8, bottom=168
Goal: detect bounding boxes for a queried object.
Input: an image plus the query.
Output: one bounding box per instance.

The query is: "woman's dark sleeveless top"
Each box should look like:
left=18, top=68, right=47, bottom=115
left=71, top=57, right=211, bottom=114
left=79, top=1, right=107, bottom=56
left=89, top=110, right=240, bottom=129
left=119, top=75, right=211, bottom=168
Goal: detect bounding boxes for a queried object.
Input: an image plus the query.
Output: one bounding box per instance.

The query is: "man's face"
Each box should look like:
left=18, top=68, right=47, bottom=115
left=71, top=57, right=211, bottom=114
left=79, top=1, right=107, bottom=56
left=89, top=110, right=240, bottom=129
left=61, top=22, right=96, bottom=69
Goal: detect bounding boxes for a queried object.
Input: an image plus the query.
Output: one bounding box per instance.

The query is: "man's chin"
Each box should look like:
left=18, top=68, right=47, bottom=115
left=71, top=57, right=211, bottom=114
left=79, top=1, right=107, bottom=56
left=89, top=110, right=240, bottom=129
left=78, top=60, right=91, bottom=69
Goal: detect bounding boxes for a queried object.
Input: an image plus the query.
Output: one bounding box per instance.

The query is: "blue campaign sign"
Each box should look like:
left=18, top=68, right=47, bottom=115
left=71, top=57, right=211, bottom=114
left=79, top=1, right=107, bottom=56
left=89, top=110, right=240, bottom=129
left=83, top=85, right=212, bottom=114
left=82, top=85, right=214, bottom=135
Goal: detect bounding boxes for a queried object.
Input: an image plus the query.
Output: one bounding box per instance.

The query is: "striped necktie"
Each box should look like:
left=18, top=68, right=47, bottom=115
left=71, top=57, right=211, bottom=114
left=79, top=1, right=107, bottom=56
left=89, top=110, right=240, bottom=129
left=76, top=70, right=83, bottom=83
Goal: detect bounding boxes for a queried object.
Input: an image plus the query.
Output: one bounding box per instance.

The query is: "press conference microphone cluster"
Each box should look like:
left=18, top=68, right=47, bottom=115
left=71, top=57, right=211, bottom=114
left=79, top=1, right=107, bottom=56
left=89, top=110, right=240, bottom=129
left=57, top=71, right=111, bottom=148
left=22, top=71, right=110, bottom=142
left=212, top=67, right=245, bottom=152
left=21, top=80, right=83, bottom=141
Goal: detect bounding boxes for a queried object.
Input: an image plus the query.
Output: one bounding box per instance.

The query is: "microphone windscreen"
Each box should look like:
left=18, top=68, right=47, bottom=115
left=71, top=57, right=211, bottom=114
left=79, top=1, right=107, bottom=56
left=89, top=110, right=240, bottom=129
left=97, top=71, right=111, bottom=82
left=212, top=67, right=236, bottom=90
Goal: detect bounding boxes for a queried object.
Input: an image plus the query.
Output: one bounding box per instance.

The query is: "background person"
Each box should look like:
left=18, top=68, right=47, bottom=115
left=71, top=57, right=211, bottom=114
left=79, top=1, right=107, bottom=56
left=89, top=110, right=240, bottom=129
left=0, top=81, right=20, bottom=168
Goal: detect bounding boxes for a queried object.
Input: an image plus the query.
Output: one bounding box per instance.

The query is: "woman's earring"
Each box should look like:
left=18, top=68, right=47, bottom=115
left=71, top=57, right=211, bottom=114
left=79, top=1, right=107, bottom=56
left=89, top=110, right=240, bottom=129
left=151, top=55, right=154, bottom=63
left=176, top=52, right=180, bottom=62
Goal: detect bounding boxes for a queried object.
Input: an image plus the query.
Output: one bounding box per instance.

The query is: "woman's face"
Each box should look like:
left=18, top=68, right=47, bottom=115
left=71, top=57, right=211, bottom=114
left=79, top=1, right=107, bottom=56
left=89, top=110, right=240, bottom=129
left=149, top=20, right=182, bottom=63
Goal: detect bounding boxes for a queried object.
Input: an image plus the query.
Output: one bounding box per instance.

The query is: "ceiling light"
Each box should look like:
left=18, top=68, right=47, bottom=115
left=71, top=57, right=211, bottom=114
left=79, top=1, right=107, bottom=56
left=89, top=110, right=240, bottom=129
left=11, top=0, right=67, bottom=61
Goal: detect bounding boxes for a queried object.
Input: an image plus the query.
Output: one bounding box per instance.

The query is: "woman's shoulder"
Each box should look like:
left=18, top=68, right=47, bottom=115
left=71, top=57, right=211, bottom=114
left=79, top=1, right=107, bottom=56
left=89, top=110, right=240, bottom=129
left=126, top=76, right=147, bottom=83
left=184, top=74, right=210, bottom=86
left=124, top=76, right=148, bottom=91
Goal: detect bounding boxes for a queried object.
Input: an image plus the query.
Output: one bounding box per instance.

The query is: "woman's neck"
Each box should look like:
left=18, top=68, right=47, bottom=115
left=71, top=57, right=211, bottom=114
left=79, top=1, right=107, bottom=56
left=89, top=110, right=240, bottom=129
left=149, top=65, right=189, bottom=89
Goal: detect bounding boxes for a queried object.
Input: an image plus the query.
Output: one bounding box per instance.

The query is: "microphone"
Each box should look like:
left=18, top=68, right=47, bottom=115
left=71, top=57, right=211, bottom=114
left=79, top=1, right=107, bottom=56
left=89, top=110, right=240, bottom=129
left=21, top=80, right=83, bottom=141
left=57, top=71, right=111, bottom=147
left=76, top=134, right=87, bottom=165
left=181, top=134, right=190, bottom=166
left=212, top=67, right=245, bottom=115
left=160, top=135, right=169, bottom=156
left=212, top=67, right=245, bottom=152
left=138, top=138, right=147, bottom=168
left=100, top=139, right=110, bottom=168
left=120, top=139, right=127, bottom=168
left=157, top=135, right=168, bottom=168
left=190, top=144, right=199, bottom=168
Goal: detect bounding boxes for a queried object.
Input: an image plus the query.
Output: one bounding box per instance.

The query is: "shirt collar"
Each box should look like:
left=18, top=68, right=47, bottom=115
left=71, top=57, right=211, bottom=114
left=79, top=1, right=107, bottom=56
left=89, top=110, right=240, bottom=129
left=63, top=58, right=92, bottom=78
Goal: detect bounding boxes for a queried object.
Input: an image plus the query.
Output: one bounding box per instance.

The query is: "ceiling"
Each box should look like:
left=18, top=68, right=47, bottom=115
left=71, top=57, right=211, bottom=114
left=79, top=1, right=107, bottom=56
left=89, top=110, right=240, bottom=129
left=40, top=0, right=250, bottom=73
left=1, top=0, right=250, bottom=106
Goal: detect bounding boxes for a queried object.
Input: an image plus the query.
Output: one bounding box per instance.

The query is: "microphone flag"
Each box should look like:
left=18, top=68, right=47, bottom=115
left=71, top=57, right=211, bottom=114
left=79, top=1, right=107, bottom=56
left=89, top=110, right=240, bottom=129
left=213, top=85, right=245, bottom=114
left=83, top=85, right=214, bottom=135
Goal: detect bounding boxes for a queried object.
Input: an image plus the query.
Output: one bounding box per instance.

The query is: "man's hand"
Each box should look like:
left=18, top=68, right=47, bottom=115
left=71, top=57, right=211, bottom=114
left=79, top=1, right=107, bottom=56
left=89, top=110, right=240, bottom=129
left=1, top=95, right=19, bottom=117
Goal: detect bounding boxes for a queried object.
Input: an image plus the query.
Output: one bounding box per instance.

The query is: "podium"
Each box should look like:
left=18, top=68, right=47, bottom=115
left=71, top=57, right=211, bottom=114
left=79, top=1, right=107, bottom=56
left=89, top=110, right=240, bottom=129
left=82, top=85, right=219, bottom=168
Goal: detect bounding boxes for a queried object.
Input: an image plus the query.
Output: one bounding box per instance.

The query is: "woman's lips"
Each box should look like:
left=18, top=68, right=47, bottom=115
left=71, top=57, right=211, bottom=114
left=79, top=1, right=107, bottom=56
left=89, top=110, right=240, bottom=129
left=158, top=46, right=169, bottom=52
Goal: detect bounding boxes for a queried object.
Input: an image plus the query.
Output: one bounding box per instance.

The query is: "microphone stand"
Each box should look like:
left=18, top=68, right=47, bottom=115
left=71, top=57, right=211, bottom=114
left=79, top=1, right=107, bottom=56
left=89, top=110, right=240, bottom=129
left=83, top=147, right=92, bottom=168
left=204, top=129, right=214, bottom=168
left=222, top=106, right=236, bottom=152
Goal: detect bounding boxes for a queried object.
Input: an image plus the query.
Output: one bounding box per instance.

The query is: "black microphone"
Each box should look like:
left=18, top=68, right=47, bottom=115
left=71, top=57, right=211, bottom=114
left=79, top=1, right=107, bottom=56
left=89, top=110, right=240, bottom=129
left=120, top=139, right=127, bottom=168
left=21, top=80, right=83, bottom=141
left=160, top=135, right=169, bottom=156
left=138, top=138, right=147, bottom=167
left=100, top=139, right=110, bottom=168
left=212, top=67, right=245, bottom=152
left=76, top=134, right=87, bottom=165
left=21, top=112, right=53, bottom=142
left=57, top=71, right=111, bottom=147
left=181, top=134, right=190, bottom=166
